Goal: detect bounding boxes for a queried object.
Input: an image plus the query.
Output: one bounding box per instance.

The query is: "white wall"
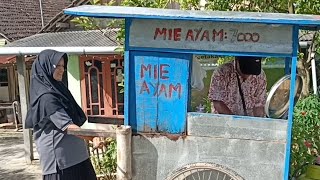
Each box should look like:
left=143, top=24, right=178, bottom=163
left=0, top=86, right=9, bottom=101
left=67, top=55, right=82, bottom=107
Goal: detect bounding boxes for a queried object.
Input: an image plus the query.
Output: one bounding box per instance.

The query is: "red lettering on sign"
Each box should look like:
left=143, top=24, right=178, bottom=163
left=158, top=84, right=167, bottom=97
left=154, top=28, right=182, bottom=41
left=212, top=29, right=224, bottom=42
left=194, top=28, right=202, bottom=41
left=139, top=63, right=183, bottom=99
left=140, top=80, right=150, bottom=94
left=201, top=30, right=210, bottom=41
left=141, top=64, right=170, bottom=79
left=140, top=82, right=182, bottom=99
left=154, top=65, right=158, bottom=79
left=168, top=29, right=173, bottom=40
left=174, top=28, right=181, bottom=41
left=169, top=83, right=182, bottom=99
left=149, top=83, right=159, bottom=96
left=185, top=29, right=194, bottom=41
left=160, top=64, right=170, bottom=79
left=152, top=27, right=261, bottom=43
left=141, top=64, right=151, bottom=78
left=154, top=28, right=167, bottom=40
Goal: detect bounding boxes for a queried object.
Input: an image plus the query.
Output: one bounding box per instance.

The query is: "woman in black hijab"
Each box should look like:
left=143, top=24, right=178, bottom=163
left=25, top=49, right=97, bottom=180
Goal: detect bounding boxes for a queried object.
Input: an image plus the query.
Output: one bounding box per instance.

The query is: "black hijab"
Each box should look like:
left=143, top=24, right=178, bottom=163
left=25, top=49, right=86, bottom=129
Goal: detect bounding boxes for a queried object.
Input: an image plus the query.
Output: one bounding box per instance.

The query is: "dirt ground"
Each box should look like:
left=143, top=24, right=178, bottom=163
left=0, top=129, right=41, bottom=180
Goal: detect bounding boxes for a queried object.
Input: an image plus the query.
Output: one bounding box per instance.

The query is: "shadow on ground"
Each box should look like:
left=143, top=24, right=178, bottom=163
left=0, top=134, right=41, bottom=180
left=0, top=167, right=40, bottom=180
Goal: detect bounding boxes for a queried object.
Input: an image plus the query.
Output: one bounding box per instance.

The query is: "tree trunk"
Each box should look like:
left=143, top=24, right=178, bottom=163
left=287, top=0, right=311, bottom=98
left=300, top=32, right=318, bottom=97
left=288, top=0, right=294, bottom=13
left=298, top=58, right=310, bottom=98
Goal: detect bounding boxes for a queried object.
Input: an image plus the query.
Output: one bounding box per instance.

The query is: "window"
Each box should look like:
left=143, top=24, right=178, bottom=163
left=0, top=69, right=8, bottom=87
left=80, top=55, right=124, bottom=118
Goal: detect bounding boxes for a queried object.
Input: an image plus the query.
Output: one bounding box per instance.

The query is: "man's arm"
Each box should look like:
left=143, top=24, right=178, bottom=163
left=208, top=66, right=231, bottom=114
left=212, top=100, right=233, bottom=115
left=253, top=71, right=267, bottom=117
left=253, top=107, right=265, bottom=117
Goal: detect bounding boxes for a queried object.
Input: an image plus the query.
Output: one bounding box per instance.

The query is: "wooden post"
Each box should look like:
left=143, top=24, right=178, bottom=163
left=16, top=55, right=33, bottom=164
left=7, top=65, right=16, bottom=102
left=116, top=126, right=132, bottom=180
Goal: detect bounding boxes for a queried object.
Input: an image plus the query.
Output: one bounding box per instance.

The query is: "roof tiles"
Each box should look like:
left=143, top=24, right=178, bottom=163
left=0, top=0, right=70, bottom=41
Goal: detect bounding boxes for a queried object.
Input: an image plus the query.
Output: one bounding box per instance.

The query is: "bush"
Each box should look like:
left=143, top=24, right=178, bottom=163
left=291, top=95, right=320, bottom=178
left=90, top=138, right=117, bottom=180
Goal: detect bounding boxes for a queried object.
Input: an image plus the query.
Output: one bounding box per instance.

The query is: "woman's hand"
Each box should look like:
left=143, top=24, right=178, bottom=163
left=67, top=124, right=81, bottom=130
left=92, top=137, right=105, bottom=149
left=66, top=124, right=104, bottom=149
left=67, top=124, right=94, bottom=141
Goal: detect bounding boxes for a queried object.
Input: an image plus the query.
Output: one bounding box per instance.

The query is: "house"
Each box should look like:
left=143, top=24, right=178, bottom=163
left=0, top=0, right=72, bottom=43
left=0, top=0, right=104, bottom=123
left=0, top=0, right=186, bottom=122
left=4, top=29, right=124, bottom=124
left=0, top=0, right=76, bottom=123
left=0, top=0, right=78, bottom=103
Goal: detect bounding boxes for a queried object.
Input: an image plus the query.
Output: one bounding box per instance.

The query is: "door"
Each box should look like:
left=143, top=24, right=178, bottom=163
left=80, top=55, right=124, bottom=123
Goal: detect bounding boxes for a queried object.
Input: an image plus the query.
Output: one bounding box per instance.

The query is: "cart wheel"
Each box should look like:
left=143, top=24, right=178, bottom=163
left=166, top=162, right=244, bottom=180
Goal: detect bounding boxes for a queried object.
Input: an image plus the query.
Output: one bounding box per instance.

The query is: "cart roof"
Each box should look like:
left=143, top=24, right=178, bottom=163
left=64, top=5, right=320, bottom=29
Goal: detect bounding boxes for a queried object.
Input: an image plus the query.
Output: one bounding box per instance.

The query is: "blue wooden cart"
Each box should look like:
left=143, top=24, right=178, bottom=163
left=64, top=6, right=320, bottom=180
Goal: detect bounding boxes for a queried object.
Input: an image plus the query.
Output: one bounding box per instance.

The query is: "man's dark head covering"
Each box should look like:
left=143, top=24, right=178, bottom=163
left=236, top=56, right=262, bottom=75
left=25, top=49, right=86, bottom=129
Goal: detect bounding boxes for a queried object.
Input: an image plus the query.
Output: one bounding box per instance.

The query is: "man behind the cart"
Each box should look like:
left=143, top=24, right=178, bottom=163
left=209, top=56, right=267, bottom=117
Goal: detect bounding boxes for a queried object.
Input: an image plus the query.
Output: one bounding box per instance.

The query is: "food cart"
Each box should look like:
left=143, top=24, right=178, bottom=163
left=64, top=5, right=320, bottom=180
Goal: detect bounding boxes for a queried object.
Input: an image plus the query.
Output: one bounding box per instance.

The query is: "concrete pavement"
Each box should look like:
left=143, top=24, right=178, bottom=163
left=0, top=129, right=41, bottom=180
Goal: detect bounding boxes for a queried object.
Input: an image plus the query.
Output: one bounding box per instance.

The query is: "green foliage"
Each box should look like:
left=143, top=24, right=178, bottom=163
left=71, top=0, right=115, bottom=30
left=108, top=19, right=125, bottom=48
left=121, top=0, right=170, bottom=8
left=202, top=96, right=212, bottom=113
left=216, top=56, right=233, bottom=65
left=179, top=0, right=201, bottom=10
left=111, top=0, right=173, bottom=50
left=71, top=17, right=96, bottom=30
left=295, top=0, right=320, bottom=15
left=205, top=0, right=236, bottom=11
left=91, top=138, right=117, bottom=180
left=118, top=74, right=125, bottom=93
left=291, top=95, right=320, bottom=178
left=205, top=0, right=288, bottom=12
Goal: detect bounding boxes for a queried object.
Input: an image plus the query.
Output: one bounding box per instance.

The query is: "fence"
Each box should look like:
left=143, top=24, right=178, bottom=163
left=67, top=126, right=132, bottom=180
left=0, top=101, right=21, bottom=130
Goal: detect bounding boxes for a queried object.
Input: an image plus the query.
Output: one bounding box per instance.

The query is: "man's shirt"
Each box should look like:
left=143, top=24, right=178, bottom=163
left=208, top=60, right=267, bottom=116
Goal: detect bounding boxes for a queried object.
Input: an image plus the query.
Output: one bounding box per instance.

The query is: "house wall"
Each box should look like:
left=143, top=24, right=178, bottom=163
left=0, top=86, right=9, bottom=101
left=67, top=55, right=82, bottom=106
left=0, top=39, right=7, bottom=47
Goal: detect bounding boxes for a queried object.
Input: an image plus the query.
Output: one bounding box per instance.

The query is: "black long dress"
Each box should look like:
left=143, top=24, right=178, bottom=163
left=25, top=49, right=97, bottom=180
